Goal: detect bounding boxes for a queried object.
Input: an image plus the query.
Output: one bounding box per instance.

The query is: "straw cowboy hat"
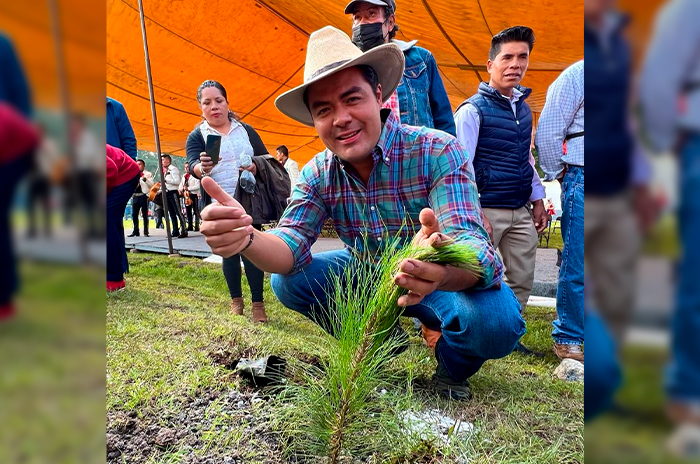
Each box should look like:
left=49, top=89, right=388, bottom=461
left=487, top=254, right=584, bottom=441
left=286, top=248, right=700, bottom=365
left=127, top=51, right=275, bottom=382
left=274, top=26, right=404, bottom=126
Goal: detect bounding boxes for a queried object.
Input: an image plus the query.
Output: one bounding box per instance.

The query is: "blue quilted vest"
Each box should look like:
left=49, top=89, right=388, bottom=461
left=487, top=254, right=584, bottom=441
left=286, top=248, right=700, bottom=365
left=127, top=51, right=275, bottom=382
left=584, top=21, right=632, bottom=195
left=461, top=82, right=533, bottom=209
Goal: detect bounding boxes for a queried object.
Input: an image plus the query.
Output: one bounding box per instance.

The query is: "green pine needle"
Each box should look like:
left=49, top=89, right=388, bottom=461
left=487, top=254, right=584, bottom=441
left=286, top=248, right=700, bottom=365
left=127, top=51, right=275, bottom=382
left=273, top=232, right=482, bottom=462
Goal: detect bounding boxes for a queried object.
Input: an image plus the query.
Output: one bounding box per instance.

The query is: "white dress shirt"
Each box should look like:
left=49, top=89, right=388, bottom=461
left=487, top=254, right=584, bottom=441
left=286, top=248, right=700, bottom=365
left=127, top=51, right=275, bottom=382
left=284, top=158, right=300, bottom=187
left=199, top=119, right=254, bottom=198
left=163, top=165, right=181, bottom=191
left=178, top=171, right=201, bottom=194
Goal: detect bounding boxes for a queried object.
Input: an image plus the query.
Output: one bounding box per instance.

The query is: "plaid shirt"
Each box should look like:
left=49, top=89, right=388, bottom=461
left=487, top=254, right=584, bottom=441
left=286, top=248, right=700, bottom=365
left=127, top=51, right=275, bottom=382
left=381, top=89, right=401, bottom=122
left=269, top=110, right=503, bottom=288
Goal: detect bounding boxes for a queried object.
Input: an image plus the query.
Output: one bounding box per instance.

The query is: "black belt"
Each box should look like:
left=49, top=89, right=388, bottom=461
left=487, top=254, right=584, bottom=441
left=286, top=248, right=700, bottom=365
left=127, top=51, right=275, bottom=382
left=565, top=131, right=584, bottom=140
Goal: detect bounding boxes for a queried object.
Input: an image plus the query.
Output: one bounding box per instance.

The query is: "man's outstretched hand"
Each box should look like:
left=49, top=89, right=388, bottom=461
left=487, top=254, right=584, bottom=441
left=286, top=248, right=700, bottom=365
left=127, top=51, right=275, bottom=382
left=200, top=177, right=255, bottom=258
left=395, top=208, right=451, bottom=307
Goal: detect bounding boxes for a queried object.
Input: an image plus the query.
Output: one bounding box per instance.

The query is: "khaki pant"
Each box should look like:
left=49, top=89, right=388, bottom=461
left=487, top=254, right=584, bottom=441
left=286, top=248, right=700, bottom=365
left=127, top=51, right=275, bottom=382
left=585, top=192, right=641, bottom=342
left=483, top=206, right=538, bottom=313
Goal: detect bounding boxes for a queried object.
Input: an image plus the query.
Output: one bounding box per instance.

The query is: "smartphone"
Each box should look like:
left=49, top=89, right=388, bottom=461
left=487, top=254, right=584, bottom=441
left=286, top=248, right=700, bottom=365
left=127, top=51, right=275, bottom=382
left=205, top=134, right=222, bottom=165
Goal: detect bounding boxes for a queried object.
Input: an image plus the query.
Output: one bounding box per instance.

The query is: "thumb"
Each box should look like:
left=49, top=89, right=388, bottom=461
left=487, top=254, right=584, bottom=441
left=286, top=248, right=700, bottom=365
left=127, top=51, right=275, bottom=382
left=418, top=208, right=441, bottom=237
left=202, top=177, right=239, bottom=207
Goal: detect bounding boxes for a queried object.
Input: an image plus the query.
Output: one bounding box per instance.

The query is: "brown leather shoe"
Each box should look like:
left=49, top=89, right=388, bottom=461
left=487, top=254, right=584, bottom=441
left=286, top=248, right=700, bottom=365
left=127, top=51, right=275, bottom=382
left=252, top=302, right=268, bottom=323
left=553, top=343, right=584, bottom=363
left=230, top=297, right=244, bottom=316
left=667, top=401, right=700, bottom=426
left=421, top=324, right=442, bottom=350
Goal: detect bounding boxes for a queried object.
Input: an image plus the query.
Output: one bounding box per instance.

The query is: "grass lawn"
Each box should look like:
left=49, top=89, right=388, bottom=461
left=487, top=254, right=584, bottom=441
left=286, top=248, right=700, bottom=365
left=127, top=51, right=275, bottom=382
left=538, top=222, right=563, bottom=251
left=107, top=253, right=582, bottom=463
left=585, top=345, right=692, bottom=464
left=1, top=261, right=105, bottom=463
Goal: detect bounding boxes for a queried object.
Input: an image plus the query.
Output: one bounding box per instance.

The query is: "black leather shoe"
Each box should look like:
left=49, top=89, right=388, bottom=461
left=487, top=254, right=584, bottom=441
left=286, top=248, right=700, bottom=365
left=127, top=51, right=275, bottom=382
left=144, top=232, right=149, bottom=237
left=432, top=358, right=472, bottom=401
left=178, top=231, right=188, bottom=238
left=127, top=231, right=139, bottom=237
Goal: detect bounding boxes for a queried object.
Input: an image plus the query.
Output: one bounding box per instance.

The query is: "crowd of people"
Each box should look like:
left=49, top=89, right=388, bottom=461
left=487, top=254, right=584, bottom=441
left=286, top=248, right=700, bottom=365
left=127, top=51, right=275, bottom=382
left=97, top=0, right=700, bottom=454
left=1, top=0, right=698, bottom=457
left=186, top=6, right=580, bottom=402
left=104, top=0, right=586, bottom=403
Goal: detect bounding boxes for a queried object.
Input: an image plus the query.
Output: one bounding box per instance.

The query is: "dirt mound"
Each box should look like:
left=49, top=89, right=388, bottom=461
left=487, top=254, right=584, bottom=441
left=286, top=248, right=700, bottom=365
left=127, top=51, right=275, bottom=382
left=107, top=388, right=280, bottom=463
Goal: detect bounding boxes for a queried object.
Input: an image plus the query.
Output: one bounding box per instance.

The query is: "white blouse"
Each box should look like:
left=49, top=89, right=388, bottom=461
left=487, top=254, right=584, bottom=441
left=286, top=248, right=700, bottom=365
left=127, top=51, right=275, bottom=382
left=198, top=118, right=253, bottom=198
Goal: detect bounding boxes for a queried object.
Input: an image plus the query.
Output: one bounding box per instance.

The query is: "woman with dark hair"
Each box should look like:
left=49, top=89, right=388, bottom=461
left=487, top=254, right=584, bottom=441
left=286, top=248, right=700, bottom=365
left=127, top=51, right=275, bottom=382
left=186, top=80, right=284, bottom=323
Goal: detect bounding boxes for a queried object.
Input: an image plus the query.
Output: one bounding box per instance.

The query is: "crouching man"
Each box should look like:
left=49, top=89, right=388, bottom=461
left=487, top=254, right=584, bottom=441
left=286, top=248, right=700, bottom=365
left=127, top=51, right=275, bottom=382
left=200, top=26, right=524, bottom=400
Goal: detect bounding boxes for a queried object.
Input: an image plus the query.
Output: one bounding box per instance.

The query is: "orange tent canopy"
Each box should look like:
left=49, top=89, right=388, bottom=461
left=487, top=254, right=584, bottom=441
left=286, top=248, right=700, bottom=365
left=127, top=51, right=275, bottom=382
left=107, top=0, right=584, bottom=165
left=0, top=1, right=105, bottom=116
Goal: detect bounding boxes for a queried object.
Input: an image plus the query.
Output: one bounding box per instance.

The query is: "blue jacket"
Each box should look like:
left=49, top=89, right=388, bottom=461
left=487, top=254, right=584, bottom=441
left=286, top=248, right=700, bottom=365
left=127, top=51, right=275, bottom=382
left=585, top=16, right=632, bottom=196
left=462, top=82, right=533, bottom=209
left=394, top=40, right=456, bottom=136
left=0, top=33, right=32, bottom=117
left=106, top=97, right=137, bottom=159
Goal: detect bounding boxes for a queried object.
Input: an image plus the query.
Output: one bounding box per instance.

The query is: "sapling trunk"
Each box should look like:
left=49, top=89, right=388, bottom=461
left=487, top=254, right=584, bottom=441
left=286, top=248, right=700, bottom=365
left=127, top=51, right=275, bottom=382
left=324, top=238, right=482, bottom=463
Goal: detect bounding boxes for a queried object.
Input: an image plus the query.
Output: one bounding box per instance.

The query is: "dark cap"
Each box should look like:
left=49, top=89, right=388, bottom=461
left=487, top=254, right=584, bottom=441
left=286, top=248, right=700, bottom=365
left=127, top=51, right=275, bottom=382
left=344, top=0, right=396, bottom=15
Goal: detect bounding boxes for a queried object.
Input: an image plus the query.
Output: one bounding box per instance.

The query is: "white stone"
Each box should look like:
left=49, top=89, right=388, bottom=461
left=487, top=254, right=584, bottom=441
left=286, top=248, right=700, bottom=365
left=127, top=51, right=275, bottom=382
left=203, top=254, right=223, bottom=264
left=553, top=358, right=584, bottom=382
left=399, top=408, right=474, bottom=447
left=667, top=424, right=700, bottom=458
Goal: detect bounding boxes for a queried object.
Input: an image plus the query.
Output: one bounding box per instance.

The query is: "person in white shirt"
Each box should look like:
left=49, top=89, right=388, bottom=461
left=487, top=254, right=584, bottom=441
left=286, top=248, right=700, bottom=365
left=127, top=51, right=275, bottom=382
left=70, top=114, right=103, bottom=238
left=453, top=26, right=548, bottom=356
left=178, top=162, right=201, bottom=232
left=128, top=159, right=154, bottom=237
left=275, top=145, right=300, bottom=190
left=161, top=154, right=188, bottom=238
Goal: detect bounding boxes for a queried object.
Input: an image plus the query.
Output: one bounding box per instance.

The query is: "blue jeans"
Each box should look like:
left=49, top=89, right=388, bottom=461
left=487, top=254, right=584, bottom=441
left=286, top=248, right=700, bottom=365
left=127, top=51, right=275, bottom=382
left=107, top=175, right=139, bottom=282
left=0, top=155, right=31, bottom=305
left=585, top=310, right=621, bottom=421
left=271, top=249, right=525, bottom=382
left=667, top=133, right=700, bottom=402
left=552, top=166, right=585, bottom=344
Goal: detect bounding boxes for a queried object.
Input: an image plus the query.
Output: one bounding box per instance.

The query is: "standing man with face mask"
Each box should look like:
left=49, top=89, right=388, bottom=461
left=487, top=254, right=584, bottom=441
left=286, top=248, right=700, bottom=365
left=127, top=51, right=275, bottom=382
left=344, top=0, right=456, bottom=137
left=453, top=26, right=549, bottom=356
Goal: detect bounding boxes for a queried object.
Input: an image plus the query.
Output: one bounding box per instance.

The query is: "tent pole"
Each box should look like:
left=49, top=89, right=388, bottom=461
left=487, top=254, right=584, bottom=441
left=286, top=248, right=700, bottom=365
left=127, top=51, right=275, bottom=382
left=136, top=0, right=174, bottom=255
left=47, top=0, right=89, bottom=263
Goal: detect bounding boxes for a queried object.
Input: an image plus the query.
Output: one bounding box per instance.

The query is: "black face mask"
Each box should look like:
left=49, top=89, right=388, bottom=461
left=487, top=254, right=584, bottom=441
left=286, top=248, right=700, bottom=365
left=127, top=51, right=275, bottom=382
left=352, top=21, right=388, bottom=52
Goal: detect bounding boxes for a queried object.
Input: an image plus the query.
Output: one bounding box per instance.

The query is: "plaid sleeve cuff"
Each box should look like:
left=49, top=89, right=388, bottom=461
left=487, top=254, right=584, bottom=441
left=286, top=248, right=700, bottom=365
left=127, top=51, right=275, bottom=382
left=473, top=246, right=504, bottom=289
left=267, top=227, right=313, bottom=274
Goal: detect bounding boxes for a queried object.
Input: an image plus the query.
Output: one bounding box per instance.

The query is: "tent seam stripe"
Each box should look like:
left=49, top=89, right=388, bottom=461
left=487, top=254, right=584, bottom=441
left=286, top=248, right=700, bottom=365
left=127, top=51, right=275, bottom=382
left=119, top=0, right=290, bottom=86
left=107, top=62, right=309, bottom=128
left=420, top=0, right=484, bottom=82
left=108, top=81, right=315, bottom=137
left=476, top=0, right=493, bottom=37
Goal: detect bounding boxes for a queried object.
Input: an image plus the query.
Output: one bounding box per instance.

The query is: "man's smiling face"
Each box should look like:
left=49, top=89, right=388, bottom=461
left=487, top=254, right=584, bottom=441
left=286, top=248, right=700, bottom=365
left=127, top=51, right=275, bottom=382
left=306, top=66, right=383, bottom=171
